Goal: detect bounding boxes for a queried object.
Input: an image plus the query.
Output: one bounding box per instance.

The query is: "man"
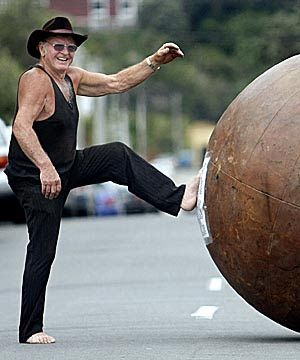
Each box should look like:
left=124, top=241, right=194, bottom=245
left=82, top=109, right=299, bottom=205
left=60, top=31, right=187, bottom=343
left=5, top=17, right=200, bottom=344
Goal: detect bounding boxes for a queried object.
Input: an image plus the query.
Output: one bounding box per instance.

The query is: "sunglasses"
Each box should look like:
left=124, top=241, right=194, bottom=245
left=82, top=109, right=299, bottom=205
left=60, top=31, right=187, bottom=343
left=46, top=41, right=78, bottom=53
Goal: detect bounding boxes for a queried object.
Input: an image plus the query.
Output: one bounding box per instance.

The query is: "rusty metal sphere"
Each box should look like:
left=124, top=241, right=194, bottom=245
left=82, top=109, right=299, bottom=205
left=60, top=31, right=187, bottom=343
left=200, top=55, right=300, bottom=332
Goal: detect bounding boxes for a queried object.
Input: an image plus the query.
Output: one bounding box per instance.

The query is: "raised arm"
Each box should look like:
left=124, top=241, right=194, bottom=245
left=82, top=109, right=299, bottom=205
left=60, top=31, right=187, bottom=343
left=12, top=70, right=61, bottom=199
left=73, top=43, right=184, bottom=97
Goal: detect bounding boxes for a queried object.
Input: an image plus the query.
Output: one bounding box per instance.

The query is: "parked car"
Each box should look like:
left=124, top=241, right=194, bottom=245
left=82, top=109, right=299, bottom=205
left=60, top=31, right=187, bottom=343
left=0, top=119, right=25, bottom=223
left=63, top=185, right=95, bottom=217
left=94, top=182, right=125, bottom=216
left=63, top=180, right=160, bottom=218
left=123, top=192, right=159, bottom=215
left=176, top=149, right=195, bottom=168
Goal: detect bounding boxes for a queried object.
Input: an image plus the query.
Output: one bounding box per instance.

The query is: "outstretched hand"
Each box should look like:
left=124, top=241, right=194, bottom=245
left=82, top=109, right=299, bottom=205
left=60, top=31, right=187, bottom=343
left=151, top=43, right=184, bottom=67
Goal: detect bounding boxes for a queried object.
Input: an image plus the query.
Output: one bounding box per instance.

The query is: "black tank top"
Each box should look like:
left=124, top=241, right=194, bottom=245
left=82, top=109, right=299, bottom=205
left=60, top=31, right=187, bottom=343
left=5, top=65, right=79, bottom=180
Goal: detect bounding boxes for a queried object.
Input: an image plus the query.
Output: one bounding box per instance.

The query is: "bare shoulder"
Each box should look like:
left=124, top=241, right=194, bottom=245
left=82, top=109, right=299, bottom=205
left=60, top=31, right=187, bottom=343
left=17, top=68, right=53, bottom=122
left=20, top=67, right=50, bottom=86
left=67, top=66, right=84, bottom=77
left=67, top=66, right=115, bottom=96
left=67, top=66, right=85, bottom=93
left=19, top=67, right=50, bottom=99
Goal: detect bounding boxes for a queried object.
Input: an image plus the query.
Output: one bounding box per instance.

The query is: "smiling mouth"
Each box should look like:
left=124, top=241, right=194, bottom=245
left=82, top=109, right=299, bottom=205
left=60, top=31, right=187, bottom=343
left=57, top=57, right=68, bottom=62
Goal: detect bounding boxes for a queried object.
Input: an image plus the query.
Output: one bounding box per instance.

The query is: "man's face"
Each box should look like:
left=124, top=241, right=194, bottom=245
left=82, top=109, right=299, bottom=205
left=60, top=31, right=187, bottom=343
left=41, top=35, right=77, bottom=71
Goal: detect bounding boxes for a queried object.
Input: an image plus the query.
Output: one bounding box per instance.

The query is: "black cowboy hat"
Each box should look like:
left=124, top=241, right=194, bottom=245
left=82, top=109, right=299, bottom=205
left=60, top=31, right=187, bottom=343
left=27, top=16, right=88, bottom=59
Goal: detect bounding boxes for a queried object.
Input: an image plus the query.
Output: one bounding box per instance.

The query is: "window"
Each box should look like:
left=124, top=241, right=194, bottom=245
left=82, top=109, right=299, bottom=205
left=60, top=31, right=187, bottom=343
left=117, top=0, right=138, bottom=26
left=91, top=0, right=106, bottom=9
left=89, top=0, right=110, bottom=28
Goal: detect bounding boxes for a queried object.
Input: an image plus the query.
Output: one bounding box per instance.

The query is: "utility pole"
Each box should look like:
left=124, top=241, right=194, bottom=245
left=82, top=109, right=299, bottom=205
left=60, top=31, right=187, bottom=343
left=136, top=88, right=147, bottom=158
left=74, top=49, right=107, bottom=146
left=94, top=95, right=107, bottom=145
left=171, top=92, right=183, bottom=154
left=107, top=95, right=121, bottom=142
left=120, top=93, right=131, bottom=146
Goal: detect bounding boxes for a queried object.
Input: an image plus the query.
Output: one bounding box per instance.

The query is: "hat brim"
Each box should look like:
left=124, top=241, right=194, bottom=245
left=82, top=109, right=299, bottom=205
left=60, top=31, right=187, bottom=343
left=27, top=29, right=88, bottom=59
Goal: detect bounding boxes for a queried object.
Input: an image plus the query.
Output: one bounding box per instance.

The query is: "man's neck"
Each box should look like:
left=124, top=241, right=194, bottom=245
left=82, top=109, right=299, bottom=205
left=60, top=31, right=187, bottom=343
left=38, top=61, right=67, bottom=82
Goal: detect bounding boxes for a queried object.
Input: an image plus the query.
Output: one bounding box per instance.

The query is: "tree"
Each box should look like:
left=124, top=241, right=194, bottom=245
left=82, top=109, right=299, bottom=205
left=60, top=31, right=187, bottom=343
left=139, top=0, right=189, bottom=45
left=0, top=0, right=53, bottom=68
left=0, top=50, right=22, bottom=123
left=85, top=0, right=300, bottom=156
left=0, top=0, right=53, bottom=121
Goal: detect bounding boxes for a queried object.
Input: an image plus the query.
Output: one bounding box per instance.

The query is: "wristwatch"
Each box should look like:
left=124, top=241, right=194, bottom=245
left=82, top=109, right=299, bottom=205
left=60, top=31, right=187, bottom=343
left=146, top=56, right=160, bottom=71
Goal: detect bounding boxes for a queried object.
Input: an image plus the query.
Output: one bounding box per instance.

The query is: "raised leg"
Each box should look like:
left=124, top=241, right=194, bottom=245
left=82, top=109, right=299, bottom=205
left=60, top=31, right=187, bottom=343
left=68, top=142, right=186, bottom=216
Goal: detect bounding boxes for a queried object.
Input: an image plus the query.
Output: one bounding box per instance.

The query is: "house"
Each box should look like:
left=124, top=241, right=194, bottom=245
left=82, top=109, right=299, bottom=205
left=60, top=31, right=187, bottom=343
left=48, top=0, right=141, bottom=28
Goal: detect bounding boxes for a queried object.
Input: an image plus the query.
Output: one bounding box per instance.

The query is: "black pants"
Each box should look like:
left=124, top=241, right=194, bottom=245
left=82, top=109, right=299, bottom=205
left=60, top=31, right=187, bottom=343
left=8, top=142, right=185, bottom=343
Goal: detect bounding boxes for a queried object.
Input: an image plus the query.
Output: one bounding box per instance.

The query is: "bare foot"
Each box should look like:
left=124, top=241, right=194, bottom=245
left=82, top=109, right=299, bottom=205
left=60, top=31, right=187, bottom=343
left=181, top=174, right=200, bottom=211
left=26, top=332, right=55, bottom=344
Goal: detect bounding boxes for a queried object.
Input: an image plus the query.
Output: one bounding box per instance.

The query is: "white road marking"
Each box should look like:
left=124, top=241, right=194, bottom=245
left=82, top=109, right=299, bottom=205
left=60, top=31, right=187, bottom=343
left=191, top=306, right=219, bottom=319
left=208, top=277, right=223, bottom=291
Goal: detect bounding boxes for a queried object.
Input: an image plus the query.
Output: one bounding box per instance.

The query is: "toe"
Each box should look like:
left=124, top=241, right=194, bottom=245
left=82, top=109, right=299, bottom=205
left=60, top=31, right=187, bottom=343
left=26, top=332, right=55, bottom=344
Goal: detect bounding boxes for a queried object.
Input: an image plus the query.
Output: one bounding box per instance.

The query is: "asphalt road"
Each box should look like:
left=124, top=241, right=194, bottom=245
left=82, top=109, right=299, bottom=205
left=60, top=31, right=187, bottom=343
left=1, top=212, right=300, bottom=360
